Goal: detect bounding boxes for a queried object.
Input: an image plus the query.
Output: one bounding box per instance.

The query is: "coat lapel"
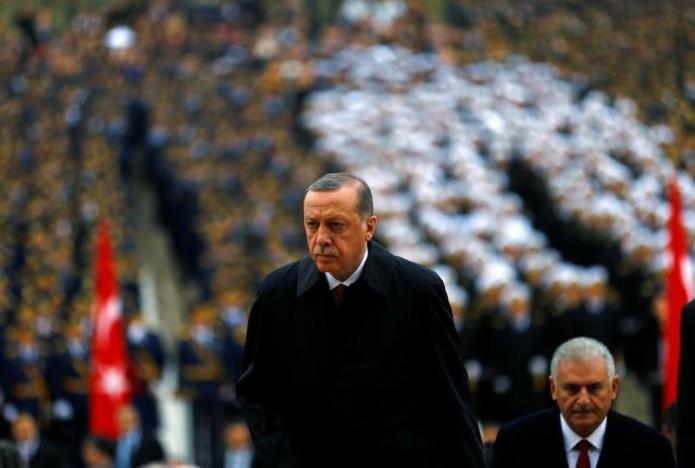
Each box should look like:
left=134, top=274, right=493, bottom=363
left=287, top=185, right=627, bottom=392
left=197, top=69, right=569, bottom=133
left=295, top=241, right=394, bottom=299
left=359, top=242, right=393, bottom=296
left=596, top=411, right=616, bottom=468
left=549, top=408, right=571, bottom=468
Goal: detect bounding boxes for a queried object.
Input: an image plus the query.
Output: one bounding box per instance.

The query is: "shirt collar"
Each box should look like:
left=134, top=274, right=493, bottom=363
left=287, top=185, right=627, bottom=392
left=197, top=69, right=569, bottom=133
left=325, top=247, right=368, bottom=289
left=511, top=313, right=531, bottom=332
left=296, top=241, right=392, bottom=297
left=560, top=412, right=607, bottom=454
left=19, top=438, right=39, bottom=457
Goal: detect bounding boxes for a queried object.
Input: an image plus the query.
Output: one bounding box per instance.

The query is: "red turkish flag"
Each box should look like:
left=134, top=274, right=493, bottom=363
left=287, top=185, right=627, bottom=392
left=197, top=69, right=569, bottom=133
left=89, top=220, right=131, bottom=438
left=663, top=178, right=694, bottom=409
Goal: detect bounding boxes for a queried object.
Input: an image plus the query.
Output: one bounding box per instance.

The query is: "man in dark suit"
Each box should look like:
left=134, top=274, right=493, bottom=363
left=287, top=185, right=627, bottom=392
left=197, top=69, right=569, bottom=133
left=114, top=404, right=164, bottom=468
left=678, top=300, right=695, bottom=468
left=12, top=412, right=68, bottom=468
left=237, top=173, right=485, bottom=468
left=490, top=337, right=674, bottom=468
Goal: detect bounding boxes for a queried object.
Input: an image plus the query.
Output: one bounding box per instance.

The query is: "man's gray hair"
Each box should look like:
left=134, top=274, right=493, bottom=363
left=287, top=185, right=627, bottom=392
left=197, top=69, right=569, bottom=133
left=305, top=173, right=374, bottom=219
left=550, top=337, right=616, bottom=381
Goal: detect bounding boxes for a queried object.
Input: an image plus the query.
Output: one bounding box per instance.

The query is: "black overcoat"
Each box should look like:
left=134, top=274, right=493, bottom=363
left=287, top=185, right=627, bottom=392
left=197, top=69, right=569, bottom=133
left=237, top=242, right=485, bottom=467
left=678, top=300, right=695, bottom=468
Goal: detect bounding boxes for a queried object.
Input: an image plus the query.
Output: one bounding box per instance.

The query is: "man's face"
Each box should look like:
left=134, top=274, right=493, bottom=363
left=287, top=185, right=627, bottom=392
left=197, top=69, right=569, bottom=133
left=116, top=406, right=138, bottom=435
left=550, top=357, right=619, bottom=437
left=225, top=423, right=251, bottom=449
left=303, top=184, right=376, bottom=281
left=12, top=415, right=36, bottom=442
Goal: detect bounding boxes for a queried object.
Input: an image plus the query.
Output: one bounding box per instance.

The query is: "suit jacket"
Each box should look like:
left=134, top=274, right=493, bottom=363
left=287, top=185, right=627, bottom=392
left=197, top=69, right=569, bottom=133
left=237, top=241, right=485, bottom=468
left=490, top=407, right=674, bottom=468
left=678, top=300, right=695, bottom=468
left=118, top=431, right=164, bottom=468
left=28, top=440, right=68, bottom=468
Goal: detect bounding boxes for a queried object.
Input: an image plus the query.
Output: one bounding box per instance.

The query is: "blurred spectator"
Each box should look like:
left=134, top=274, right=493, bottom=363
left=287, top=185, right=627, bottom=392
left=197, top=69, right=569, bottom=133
left=48, top=318, right=90, bottom=468
left=2, top=325, right=50, bottom=428
left=487, top=284, right=550, bottom=422
left=82, top=434, right=115, bottom=468
left=12, top=412, right=67, bottom=468
left=177, top=305, right=229, bottom=467
left=0, top=440, right=22, bottom=468
left=223, top=419, right=259, bottom=468
left=114, top=404, right=164, bottom=468
left=126, top=312, right=165, bottom=433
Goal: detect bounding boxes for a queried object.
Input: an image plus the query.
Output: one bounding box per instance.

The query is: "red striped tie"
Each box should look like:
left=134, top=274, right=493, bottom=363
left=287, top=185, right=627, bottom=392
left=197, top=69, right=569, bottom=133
left=575, top=439, right=591, bottom=468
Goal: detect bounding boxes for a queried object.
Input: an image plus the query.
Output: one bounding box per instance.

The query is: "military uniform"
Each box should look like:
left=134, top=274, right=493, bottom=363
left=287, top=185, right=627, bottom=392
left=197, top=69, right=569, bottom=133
left=488, top=314, right=551, bottom=422
left=48, top=328, right=89, bottom=468
left=177, top=323, right=228, bottom=468
left=1, top=327, right=51, bottom=428
left=127, top=324, right=165, bottom=432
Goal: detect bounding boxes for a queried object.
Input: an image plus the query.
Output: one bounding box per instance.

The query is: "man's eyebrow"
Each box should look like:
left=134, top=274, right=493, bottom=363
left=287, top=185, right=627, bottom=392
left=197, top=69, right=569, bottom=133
left=562, top=381, right=602, bottom=387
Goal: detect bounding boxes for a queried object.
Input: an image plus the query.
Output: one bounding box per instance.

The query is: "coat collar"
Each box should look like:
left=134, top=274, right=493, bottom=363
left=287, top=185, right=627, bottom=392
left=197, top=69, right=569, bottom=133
left=596, top=410, right=618, bottom=468
left=548, top=406, right=572, bottom=468
left=551, top=406, right=616, bottom=468
left=296, top=241, right=393, bottom=297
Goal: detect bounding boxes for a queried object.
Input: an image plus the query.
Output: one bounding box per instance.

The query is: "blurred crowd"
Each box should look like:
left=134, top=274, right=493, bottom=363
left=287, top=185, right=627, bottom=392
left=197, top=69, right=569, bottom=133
left=0, top=0, right=692, bottom=466
left=302, top=42, right=693, bottom=430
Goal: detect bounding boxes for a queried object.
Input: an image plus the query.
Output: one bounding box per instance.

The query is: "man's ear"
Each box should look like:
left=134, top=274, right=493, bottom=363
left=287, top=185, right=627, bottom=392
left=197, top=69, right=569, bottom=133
left=610, top=375, right=620, bottom=401
left=549, top=376, right=557, bottom=401
left=365, top=215, right=377, bottom=240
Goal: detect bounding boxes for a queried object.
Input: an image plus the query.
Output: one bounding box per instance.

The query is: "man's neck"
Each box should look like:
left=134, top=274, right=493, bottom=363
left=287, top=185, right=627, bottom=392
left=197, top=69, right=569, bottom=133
left=326, top=246, right=369, bottom=287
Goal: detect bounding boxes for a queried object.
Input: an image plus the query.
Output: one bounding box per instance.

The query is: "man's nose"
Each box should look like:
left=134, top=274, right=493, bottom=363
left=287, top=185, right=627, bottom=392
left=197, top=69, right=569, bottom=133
left=577, top=388, right=591, bottom=405
left=316, top=224, right=332, bottom=246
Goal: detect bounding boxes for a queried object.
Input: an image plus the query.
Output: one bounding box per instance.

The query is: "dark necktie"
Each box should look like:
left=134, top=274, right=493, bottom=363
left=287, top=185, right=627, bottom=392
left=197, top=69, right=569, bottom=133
left=334, top=284, right=348, bottom=306
left=575, top=439, right=591, bottom=468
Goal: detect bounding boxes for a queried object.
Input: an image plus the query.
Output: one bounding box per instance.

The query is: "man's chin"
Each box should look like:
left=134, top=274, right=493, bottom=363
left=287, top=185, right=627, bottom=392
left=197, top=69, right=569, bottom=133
left=313, top=257, right=335, bottom=272
left=569, top=415, right=599, bottom=435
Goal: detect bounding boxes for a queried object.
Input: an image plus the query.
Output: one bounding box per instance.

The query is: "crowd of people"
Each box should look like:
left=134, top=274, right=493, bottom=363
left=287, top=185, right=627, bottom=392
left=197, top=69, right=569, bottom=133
left=0, top=0, right=692, bottom=466
left=302, top=42, right=692, bottom=426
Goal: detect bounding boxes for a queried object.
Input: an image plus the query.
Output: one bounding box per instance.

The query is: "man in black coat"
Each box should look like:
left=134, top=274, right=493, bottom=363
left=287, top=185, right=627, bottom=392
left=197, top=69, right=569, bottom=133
left=237, top=173, right=485, bottom=468
left=678, top=300, right=695, bottom=468
left=490, top=337, right=674, bottom=468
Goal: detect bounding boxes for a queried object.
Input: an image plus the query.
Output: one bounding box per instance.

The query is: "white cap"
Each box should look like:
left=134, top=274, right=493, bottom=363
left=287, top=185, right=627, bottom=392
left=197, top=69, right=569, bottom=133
left=105, top=25, right=135, bottom=50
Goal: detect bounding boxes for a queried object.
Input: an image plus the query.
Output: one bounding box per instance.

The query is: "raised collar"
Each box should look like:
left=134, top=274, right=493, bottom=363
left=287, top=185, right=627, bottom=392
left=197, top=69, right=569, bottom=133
left=296, top=241, right=393, bottom=298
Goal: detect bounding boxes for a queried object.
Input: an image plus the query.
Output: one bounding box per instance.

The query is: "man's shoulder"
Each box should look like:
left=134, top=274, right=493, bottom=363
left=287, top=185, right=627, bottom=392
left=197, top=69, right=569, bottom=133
left=607, top=410, right=669, bottom=442
left=492, top=408, right=561, bottom=467
left=381, top=246, right=441, bottom=285
left=498, top=407, right=558, bottom=436
left=684, top=299, right=695, bottom=318
left=605, top=411, right=674, bottom=466
left=259, top=257, right=306, bottom=291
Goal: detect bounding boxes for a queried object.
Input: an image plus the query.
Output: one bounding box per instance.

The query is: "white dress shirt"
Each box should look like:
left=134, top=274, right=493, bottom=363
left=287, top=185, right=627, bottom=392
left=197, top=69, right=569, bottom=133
left=560, top=413, right=607, bottom=468
left=325, top=248, right=368, bottom=290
